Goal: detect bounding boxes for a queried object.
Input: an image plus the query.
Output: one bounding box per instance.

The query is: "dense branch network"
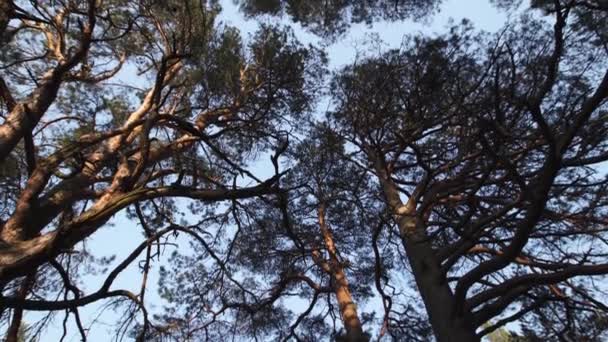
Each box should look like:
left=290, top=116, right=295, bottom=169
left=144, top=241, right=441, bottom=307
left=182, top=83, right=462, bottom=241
left=0, top=0, right=607, bottom=341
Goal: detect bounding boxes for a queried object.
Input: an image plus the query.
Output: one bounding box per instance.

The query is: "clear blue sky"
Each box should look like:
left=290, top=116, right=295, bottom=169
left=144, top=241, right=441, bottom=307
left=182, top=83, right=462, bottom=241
left=34, top=1, right=507, bottom=341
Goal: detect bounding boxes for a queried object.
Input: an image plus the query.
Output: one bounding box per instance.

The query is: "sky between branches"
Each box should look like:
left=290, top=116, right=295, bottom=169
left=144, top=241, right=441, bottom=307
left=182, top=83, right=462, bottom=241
left=32, top=1, right=508, bottom=340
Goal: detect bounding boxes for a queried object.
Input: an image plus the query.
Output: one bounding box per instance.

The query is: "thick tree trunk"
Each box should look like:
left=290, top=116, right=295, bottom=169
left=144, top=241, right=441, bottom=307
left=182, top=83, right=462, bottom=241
left=372, top=154, right=478, bottom=342
left=317, top=204, right=367, bottom=342
left=399, top=220, right=479, bottom=342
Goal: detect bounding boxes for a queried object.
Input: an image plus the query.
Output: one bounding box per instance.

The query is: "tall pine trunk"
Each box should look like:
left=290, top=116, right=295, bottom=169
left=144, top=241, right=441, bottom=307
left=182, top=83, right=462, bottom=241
left=373, top=155, right=479, bottom=342
left=317, top=203, right=367, bottom=342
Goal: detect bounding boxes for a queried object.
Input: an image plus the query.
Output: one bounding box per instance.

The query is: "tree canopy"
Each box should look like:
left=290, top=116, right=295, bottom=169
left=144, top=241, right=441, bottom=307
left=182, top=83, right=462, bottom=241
left=0, top=0, right=607, bottom=341
left=236, top=0, right=442, bottom=39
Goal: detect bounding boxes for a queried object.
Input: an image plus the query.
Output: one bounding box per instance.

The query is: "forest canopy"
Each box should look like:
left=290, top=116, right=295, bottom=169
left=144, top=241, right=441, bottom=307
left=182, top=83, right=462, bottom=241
left=0, top=0, right=607, bottom=341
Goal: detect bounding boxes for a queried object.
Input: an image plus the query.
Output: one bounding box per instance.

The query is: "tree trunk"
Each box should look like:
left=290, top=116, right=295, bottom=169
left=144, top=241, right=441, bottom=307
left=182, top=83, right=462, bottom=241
left=5, top=273, right=35, bottom=342
left=399, top=221, right=479, bottom=342
left=317, top=203, right=367, bottom=342
left=0, top=0, right=12, bottom=45
left=372, top=154, right=479, bottom=342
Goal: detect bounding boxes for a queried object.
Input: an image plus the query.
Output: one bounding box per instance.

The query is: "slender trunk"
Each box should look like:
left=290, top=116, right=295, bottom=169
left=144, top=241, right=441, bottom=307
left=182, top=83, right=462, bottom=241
left=372, top=155, right=479, bottom=342
left=317, top=203, right=366, bottom=342
left=0, top=0, right=12, bottom=45
left=5, top=273, right=35, bottom=342
left=5, top=307, right=23, bottom=342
